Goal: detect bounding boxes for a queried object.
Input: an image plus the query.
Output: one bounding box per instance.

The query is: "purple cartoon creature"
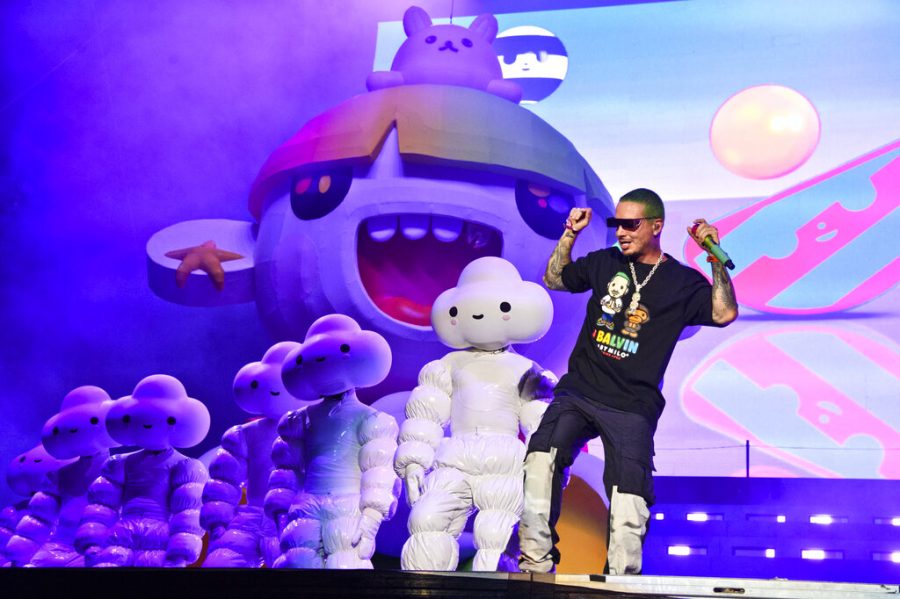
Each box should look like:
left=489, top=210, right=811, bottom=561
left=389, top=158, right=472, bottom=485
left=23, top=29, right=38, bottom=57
left=1, top=445, right=75, bottom=567
left=264, top=314, right=400, bottom=569
left=74, top=375, right=210, bottom=567
left=367, top=6, right=522, bottom=104
left=5, top=387, right=119, bottom=567
left=147, top=6, right=612, bottom=401
left=200, top=341, right=317, bottom=568
left=395, top=257, right=556, bottom=571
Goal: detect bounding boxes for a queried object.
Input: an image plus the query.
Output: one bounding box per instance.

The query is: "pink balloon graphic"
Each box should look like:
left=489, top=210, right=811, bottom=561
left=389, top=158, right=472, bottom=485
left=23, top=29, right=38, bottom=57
left=710, top=84, right=821, bottom=179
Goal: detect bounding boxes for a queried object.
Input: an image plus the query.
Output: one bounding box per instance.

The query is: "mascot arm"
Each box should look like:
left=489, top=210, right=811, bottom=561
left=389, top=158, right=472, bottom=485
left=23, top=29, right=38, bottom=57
left=165, top=457, right=209, bottom=567
left=6, top=477, right=62, bottom=564
left=354, top=411, right=401, bottom=559
left=357, top=411, right=401, bottom=521
left=0, top=503, right=23, bottom=551
left=518, top=362, right=558, bottom=446
left=394, top=360, right=453, bottom=478
left=200, top=424, right=249, bottom=534
left=74, top=455, right=125, bottom=555
left=264, top=410, right=306, bottom=526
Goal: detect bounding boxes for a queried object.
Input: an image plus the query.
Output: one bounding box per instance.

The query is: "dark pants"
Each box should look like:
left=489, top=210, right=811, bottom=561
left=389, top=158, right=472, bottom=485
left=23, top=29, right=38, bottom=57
left=523, top=388, right=656, bottom=570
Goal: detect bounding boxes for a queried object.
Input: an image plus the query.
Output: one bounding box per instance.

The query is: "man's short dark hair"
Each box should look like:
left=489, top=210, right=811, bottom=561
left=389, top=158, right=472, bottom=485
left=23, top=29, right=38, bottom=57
left=620, top=188, right=665, bottom=220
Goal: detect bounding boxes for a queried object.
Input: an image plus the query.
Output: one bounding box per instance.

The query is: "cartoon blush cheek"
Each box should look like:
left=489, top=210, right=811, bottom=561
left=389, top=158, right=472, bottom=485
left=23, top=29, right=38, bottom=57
left=450, top=318, right=457, bottom=326
left=502, top=315, right=511, bottom=321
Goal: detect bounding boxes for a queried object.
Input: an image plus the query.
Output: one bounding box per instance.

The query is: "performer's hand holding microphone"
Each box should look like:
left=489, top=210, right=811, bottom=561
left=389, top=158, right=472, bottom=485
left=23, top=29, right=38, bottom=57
left=689, top=219, right=735, bottom=270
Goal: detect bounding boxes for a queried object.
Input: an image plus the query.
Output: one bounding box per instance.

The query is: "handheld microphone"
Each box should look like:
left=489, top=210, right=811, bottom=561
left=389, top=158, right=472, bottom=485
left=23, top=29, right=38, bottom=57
left=691, top=224, right=735, bottom=270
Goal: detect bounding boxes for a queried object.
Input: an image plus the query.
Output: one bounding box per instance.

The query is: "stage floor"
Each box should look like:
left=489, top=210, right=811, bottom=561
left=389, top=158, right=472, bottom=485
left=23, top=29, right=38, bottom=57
left=2, top=570, right=897, bottom=599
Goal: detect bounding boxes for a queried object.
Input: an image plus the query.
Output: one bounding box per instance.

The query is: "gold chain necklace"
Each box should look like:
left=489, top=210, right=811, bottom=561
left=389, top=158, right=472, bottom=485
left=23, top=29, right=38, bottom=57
left=627, top=253, right=664, bottom=314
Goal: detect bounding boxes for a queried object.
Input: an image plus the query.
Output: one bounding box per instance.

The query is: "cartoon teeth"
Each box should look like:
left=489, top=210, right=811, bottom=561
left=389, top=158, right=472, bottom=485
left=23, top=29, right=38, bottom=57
left=398, top=214, right=429, bottom=240
left=359, top=214, right=498, bottom=247
left=366, top=215, right=398, bottom=242
left=431, top=216, right=464, bottom=242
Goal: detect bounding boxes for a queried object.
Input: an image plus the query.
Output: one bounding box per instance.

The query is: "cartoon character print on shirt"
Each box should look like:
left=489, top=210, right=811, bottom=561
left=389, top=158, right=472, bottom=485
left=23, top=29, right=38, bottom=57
left=597, top=272, right=630, bottom=330
left=591, top=275, right=648, bottom=361
left=621, top=303, right=650, bottom=339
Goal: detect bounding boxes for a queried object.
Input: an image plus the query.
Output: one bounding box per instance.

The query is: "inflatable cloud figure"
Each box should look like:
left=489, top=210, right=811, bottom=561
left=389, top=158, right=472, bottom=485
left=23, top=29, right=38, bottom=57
left=367, top=6, right=522, bottom=104
left=1, top=445, right=74, bottom=567
left=147, top=75, right=612, bottom=400
left=74, top=375, right=210, bottom=567
left=201, top=341, right=317, bottom=568
left=5, top=387, right=119, bottom=567
left=264, top=314, right=400, bottom=569
left=395, top=257, right=557, bottom=571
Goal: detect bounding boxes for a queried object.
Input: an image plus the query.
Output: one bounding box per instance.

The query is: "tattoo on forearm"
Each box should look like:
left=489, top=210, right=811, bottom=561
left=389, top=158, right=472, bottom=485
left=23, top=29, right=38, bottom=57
left=711, top=261, right=738, bottom=318
left=544, top=232, right=576, bottom=290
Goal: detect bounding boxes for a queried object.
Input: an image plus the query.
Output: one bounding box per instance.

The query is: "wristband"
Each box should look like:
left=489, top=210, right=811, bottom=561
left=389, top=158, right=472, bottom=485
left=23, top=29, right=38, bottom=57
left=706, top=254, right=720, bottom=263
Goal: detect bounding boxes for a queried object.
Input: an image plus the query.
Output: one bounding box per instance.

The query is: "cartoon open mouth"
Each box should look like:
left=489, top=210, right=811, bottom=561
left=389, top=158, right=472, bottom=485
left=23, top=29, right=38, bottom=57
left=357, top=214, right=503, bottom=326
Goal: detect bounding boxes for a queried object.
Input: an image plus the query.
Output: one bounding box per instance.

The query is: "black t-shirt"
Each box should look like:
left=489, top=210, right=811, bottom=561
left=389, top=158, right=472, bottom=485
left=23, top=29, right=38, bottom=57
left=557, top=247, right=722, bottom=423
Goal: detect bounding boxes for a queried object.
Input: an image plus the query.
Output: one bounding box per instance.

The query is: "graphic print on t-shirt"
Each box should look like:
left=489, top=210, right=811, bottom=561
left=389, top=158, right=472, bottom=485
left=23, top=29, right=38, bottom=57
left=621, top=303, right=649, bottom=338
left=593, top=272, right=648, bottom=360
left=597, top=271, right=630, bottom=330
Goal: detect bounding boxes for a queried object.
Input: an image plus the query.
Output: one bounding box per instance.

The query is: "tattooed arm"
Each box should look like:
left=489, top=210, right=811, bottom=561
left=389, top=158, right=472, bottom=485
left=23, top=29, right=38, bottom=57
left=689, top=218, right=738, bottom=325
left=544, top=208, right=591, bottom=290
left=710, top=260, right=738, bottom=324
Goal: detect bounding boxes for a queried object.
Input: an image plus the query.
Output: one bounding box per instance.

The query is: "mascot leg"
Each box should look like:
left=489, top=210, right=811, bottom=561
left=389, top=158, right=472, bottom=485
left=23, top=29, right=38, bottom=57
left=275, top=496, right=324, bottom=568
left=401, top=467, right=472, bottom=571
left=322, top=494, right=369, bottom=569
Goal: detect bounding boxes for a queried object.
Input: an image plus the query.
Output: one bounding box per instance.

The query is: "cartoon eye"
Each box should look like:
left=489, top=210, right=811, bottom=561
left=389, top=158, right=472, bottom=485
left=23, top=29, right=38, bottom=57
left=449, top=306, right=458, bottom=317
left=167, top=417, right=176, bottom=426
left=295, top=354, right=303, bottom=365
left=501, top=54, right=517, bottom=65
left=340, top=344, right=350, bottom=354
left=90, top=417, right=99, bottom=425
left=461, top=38, right=473, bottom=48
left=515, top=180, right=576, bottom=240
left=538, top=50, right=549, bottom=62
left=250, top=380, right=259, bottom=390
left=290, top=168, right=352, bottom=220
left=123, top=415, right=131, bottom=424
left=425, top=35, right=437, bottom=44
left=19, top=456, right=25, bottom=463
left=500, top=302, right=511, bottom=313
left=34, top=459, right=42, bottom=463
left=53, top=426, right=60, bottom=435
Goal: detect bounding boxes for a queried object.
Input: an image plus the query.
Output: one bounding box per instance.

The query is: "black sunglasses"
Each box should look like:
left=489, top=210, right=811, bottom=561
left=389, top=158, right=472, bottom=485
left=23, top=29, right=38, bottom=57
left=606, top=217, right=652, bottom=231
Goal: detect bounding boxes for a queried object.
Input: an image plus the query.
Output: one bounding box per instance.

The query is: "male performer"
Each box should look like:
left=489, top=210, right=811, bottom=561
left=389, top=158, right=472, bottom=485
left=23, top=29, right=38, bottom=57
left=518, top=188, right=737, bottom=575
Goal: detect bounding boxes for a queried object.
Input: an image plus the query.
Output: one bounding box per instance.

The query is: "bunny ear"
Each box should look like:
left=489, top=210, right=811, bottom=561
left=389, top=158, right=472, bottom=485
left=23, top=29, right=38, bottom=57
left=403, top=6, right=433, bottom=37
left=468, top=13, right=498, bottom=42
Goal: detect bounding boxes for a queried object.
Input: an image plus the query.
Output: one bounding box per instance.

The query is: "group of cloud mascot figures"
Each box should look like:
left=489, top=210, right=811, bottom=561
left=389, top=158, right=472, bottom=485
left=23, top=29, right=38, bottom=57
left=2, top=257, right=556, bottom=570
left=3, top=5, right=606, bottom=571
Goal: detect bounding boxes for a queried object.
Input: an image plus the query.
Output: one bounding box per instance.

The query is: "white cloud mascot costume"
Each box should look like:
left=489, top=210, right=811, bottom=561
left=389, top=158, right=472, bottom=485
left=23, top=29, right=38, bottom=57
left=201, top=341, right=315, bottom=568
left=396, top=257, right=557, bottom=571
left=74, top=375, right=210, bottom=567
left=265, top=314, right=400, bottom=569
